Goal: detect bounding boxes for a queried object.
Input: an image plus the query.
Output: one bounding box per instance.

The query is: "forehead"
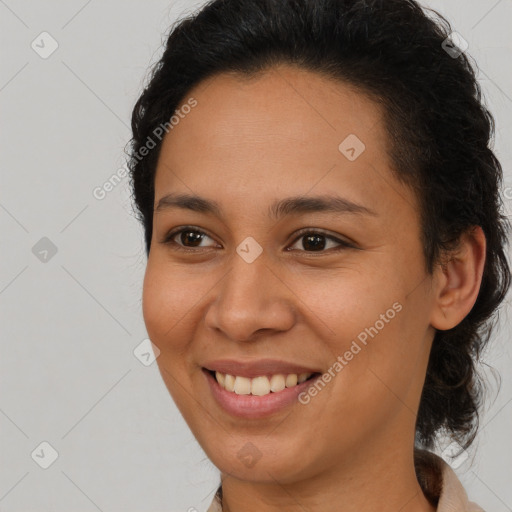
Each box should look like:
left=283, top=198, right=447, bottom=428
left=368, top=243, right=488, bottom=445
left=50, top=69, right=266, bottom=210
left=153, top=64, right=415, bottom=222
left=158, top=64, right=385, bottom=160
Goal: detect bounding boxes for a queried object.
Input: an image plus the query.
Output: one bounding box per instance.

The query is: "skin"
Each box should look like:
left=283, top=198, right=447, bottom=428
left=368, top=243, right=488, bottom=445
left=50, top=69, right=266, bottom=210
left=142, top=64, right=486, bottom=512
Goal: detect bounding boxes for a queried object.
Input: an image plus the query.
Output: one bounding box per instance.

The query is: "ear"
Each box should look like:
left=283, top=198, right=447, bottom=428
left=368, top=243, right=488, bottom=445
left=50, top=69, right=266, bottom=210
left=430, top=226, right=487, bottom=330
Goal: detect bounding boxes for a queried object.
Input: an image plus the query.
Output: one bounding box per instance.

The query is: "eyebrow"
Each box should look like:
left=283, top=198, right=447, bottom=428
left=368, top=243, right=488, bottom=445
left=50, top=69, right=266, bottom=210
left=155, top=193, right=377, bottom=219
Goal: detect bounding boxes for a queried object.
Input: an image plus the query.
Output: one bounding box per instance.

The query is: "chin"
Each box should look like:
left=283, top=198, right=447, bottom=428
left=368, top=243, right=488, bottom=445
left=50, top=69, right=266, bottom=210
left=202, top=437, right=319, bottom=485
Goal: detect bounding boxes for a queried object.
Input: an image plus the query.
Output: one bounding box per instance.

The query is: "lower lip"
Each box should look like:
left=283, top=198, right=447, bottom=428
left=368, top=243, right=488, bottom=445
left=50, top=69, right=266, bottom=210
left=203, top=369, right=320, bottom=419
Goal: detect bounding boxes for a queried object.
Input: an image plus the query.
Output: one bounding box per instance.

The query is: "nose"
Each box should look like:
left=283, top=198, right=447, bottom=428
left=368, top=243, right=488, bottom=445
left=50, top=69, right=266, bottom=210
left=204, top=251, right=296, bottom=342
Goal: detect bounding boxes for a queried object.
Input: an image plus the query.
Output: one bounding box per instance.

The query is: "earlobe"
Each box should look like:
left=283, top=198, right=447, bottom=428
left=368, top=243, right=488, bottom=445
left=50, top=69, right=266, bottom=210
left=430, top=226, right=487, bottom=331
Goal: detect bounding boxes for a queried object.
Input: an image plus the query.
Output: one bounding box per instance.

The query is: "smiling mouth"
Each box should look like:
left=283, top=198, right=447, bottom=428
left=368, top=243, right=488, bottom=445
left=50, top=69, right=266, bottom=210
left=206, top=369, right=321, bottom=397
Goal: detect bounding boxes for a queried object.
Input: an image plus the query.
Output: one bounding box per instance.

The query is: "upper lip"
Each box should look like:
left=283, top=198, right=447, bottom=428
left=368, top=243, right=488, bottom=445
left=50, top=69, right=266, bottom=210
left=202, top=358, right=322, bottom=378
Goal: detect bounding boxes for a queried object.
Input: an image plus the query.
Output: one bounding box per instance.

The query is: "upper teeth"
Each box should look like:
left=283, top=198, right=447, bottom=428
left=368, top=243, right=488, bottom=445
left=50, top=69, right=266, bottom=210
left=215, top=371, right=313, bottom=396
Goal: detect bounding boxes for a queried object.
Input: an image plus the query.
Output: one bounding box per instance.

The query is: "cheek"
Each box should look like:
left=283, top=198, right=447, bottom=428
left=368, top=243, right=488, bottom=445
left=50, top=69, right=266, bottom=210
left=305, top=268, right=398, bottom=343
left=142, top=260, right=196, bottom=353
left=328, top=295, right=432, bottom=435
left=142, top=261, right=200, bottom=409
left=317, top=264, right=428, bottom=408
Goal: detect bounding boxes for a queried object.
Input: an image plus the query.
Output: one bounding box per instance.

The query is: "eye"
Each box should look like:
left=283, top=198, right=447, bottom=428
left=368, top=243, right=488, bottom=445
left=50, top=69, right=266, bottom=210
left=161, top=226, right=355, bottom=253
left=161, top=226, right=219, bottom=251
left=288, top=229, right=355, bottom=253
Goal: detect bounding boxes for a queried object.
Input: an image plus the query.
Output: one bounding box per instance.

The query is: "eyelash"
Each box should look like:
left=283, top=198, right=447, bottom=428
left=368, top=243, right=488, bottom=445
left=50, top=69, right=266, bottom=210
left=160, top=225, right=355, bottom=254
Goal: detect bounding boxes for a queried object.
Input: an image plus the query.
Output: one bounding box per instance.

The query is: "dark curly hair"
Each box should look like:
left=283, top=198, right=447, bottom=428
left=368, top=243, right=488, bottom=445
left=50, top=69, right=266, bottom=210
left=128, top=0, right=511, bottom=455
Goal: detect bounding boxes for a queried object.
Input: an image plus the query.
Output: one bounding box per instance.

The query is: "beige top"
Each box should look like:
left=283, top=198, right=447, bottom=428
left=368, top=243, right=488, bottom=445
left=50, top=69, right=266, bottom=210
left=206, top=451, right=485, bottom=512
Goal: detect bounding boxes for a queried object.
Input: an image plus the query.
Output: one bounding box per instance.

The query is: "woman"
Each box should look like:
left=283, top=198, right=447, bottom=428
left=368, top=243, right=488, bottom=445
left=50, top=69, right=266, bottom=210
left=127, top=0, right=511, bottom=510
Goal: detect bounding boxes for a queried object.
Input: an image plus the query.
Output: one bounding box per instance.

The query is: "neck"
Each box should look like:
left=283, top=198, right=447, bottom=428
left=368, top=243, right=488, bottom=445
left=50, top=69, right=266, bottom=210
left=218, top=446, right=437, bottom=512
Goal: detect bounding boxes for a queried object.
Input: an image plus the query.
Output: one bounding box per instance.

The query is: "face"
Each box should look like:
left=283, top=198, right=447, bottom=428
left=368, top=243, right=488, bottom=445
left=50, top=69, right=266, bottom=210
left=143, top=64, right=438, bottom=484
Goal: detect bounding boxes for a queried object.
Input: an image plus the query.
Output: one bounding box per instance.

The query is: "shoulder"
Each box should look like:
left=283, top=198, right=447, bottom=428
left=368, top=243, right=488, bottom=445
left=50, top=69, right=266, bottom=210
left=415, top=449, right=486, bottom=512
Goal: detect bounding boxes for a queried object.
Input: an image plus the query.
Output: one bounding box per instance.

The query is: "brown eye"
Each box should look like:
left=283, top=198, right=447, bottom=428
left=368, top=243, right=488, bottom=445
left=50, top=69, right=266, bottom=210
left=288, top=230, right=354, bottom=253
left=178, top=230, right=206, bottom=247
left=162, top=226, right=218, bottom=250
left=161, top=226, right=354, bottom=253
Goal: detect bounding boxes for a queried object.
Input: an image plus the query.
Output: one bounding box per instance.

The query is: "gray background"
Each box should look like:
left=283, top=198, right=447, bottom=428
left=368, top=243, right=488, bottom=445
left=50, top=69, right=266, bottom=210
left=0, top=1, right=511, bottom=511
